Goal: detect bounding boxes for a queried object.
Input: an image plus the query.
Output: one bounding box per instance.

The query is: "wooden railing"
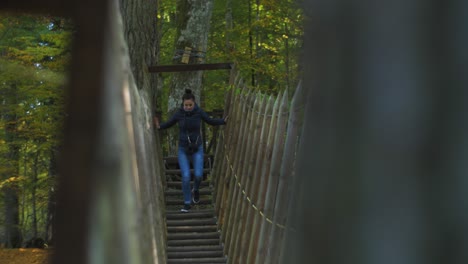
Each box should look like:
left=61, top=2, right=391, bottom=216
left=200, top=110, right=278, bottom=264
left=211, top=72, right=306, bottom=263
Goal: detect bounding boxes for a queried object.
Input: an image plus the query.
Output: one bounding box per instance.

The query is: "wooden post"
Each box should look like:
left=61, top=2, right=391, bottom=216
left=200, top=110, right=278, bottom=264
left=217, top=74, right=245, bottom=217
left=270, top=82, right=305, bottom=262
left=218, top=83, right=245, bottom=242
left=231, top=92, right=265, bottom=262
left=245, top=94, right=281, bottom=263
left=213, top=70, right=239, bottom=213
left=256, top=90, right=289, bottom=262
left=226, top=91, right=257, bottom=261
left=237, top=94, right=269, bottom=263
left=222, top=88, right=252, bottom=254
left=181, top=46, right=192, bottom=64
left=214, top=74, right=241, bottom=217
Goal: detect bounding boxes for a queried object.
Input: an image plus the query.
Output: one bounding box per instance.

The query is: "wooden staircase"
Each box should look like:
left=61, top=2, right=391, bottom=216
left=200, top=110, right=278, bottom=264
left=164, top=157, right=227, bottom=264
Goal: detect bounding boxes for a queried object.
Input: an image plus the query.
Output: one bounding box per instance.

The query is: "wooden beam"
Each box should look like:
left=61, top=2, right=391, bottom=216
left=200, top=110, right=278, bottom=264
left=148, top=63, right=233, bottom=73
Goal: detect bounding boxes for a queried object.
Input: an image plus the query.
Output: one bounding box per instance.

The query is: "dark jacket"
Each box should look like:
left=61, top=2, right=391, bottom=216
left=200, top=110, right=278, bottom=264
left=159, top=104, right=226, bottom=148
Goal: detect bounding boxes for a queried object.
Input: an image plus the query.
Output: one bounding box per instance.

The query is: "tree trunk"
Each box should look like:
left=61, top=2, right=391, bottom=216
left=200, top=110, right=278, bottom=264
left=167, top=0, right=214, bottom=155
left=248, top=0, right=255, bottom=87
left=4, top=187, right=21, bottom=248
left=45, top=147, right=58, bottom=245
left=31, top=150, right=39, bottom=239
left=225, top=0, right=233, bottom=52
left=2, top=84, right=22, bottom=248
left=284, top=22, right=290, bottom=95
left=120, top=0, right=158, bottom=97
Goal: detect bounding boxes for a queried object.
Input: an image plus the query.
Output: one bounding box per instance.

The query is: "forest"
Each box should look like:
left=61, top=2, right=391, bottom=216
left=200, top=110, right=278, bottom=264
left=0, top=0, right=304, bottom=249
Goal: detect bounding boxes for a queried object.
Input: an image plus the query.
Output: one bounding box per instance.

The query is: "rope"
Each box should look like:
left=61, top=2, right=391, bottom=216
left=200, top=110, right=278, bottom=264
left=221, top=141, right=295, bottom=232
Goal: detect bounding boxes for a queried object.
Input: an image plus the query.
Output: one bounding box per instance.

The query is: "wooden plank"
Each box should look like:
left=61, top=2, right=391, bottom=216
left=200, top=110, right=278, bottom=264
left=166, top=218, right=217, bottom=227
left=148, top=63, right=233, bottom=73
left=225, top=90, right=256, bottom=258
left=167, top=245, right=223, bottom=252
left=167, top=239, right=220, bottom=247
left=236, top=93, right=268, bottom=263
left=167, top=225, right=218, bottom=233
left=180, top=47, right=192, bottom=64
left=239, top=96, right=274, bottom=263
left=227, top=91, right=258, bottom=262
left=166, top=208, right=214, bottom=215
left=167, top=250, right=224, bottom=259
left=256, top=89, right=290, bottom=262
left=217, top=84, right=244, bottom=240
left=231, top=92, right=266, bottom=262
left=165, top=189, right=211, bottom=196
left=267, top=82, right=305, bottom=262
left=217, top=84, right=245, bottom=237
left=213, top=72, right=238, bottom=213
left=211, top=132, right=225, bottom=209
left=165, top=168, right=211, bottom=175
left=167, top=232, right=220, bottom=240
left=246, top=93, right=282, bottom=263
left=166, top=181, right=209, bottom=188
left=165, top=198, right=211, bottom=205
left=222, top=88, right=252, bottom=255
left=167, top=257, right=227, bottom=263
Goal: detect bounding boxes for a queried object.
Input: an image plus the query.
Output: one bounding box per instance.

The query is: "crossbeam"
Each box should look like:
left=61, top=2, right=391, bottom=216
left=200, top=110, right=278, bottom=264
left=148, top=63, right=233, bottom=73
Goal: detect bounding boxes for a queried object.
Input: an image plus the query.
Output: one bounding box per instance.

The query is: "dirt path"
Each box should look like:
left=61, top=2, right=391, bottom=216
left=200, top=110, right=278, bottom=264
left=0, top=248, right=51, bottom=264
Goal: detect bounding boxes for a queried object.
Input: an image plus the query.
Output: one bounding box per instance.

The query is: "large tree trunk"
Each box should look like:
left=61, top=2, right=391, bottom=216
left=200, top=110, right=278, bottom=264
left=119, top=0, right=158, bottom=98
left=4, top=187, right=21, bottom=248
left=166, top=0, right=214, bottom=155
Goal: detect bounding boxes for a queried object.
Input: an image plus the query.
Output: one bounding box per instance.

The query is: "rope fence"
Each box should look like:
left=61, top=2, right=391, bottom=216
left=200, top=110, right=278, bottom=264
left=211, top=75, right=306, bottom=263
left=223, top=138, right=291, bottom=230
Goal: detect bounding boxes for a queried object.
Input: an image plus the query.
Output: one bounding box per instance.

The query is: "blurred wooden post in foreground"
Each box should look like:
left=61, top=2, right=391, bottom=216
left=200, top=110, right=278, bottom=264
left=283, top=0, right=468, bottom=264
left=1, top=0, right=167, bottom=264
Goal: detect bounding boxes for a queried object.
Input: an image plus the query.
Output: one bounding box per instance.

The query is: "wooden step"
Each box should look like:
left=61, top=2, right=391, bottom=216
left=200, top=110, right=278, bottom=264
left=166, top=198, right=211, bottom=205
left=166, top=181, right=209, bottom=188
left=163, top=157, right=225, bottom=263
left=168, top=225, right=218, bottom=233
left=165, top=168, right=211, bottom=175
left=167, top=245, right=224, bottom=252
left=164, top=156, right=213, bottom=169
left=167, top=238, right=221, bottom=247
left=167, top=250, right=224, bottom=259
left=166, top=209, right=215, bottom=219
left=167, top=257, right=227, bottom=263
left=165, top=189, right=211, bottom=196
left=167, top=218, right=217, bottom=227
left=167, top=232, right=220, bottom=241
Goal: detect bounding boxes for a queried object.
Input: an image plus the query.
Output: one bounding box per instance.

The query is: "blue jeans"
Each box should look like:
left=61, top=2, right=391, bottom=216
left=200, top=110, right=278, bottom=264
left=178, top=145, right=204, bottom=205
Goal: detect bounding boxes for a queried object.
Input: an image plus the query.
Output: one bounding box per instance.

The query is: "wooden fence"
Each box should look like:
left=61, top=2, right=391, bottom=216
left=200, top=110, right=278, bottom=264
left=211, top=73, right=306, bottom=263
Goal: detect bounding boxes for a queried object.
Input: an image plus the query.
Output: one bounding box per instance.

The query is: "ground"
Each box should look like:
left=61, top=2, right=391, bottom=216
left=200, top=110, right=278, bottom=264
left=0, top=248, right=51, bottom=264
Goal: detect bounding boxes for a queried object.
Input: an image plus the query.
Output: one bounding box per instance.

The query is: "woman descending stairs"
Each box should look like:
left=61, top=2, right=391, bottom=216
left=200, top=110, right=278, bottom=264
left=164, top=157, right=227, bottom=264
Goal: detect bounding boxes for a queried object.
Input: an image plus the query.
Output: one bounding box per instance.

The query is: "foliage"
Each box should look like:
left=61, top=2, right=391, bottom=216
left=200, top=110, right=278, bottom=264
left=156, top=0, right=304, bottom=114
left=155, top=0, right=303, bottom=156
left=0, top=12, right=72, bottom=244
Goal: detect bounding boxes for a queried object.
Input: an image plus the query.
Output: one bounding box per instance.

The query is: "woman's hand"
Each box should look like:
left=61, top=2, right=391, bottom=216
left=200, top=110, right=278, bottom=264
left=223, top=115, right=229, bottom=123
left=154, top=116, right=160, bottom=129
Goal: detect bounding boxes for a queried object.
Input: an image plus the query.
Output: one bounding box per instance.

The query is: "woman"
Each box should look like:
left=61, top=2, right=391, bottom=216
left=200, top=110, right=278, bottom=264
left=154, top=89, right=228, bottom=212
